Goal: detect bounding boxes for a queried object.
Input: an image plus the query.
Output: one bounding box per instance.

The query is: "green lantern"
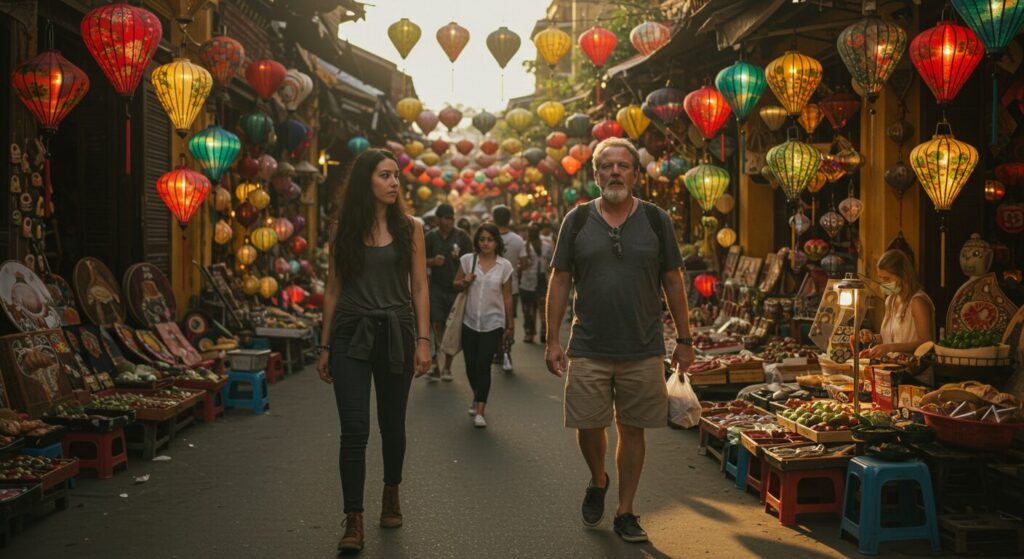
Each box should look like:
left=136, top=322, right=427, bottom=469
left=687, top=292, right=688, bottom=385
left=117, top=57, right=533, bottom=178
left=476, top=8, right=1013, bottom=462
left=188, top=125, right=241, bottom=184
left=714, top=60, right=766, bottom=123
left=767, top=137, right=822, bottom=202
left=683, top=164, right=730, bottom=214
left=240, top=112, right=273, bottom=145
left=951, top=0, right=1024, bottom=54
left=837, top=15, right=907, bottom=102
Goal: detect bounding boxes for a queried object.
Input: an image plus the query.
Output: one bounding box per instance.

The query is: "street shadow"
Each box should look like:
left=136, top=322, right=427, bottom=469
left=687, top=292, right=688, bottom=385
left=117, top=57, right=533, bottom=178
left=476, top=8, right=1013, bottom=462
left=581, top=528, right=680, bottom=559
left=734, top=534, right=845, bottom=558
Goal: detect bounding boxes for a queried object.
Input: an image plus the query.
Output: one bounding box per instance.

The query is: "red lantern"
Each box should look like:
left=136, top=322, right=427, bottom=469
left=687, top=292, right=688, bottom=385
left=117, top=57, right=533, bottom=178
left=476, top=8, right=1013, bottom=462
left=81, top=2, right=161, bottom=97
left=984, top=180, right=1006, bottom=202
left=11, top=51, right=90, bottom=133
left=245, top=58, right=286, bottom=100
left=683, top=84, right=731, bottom=141
left=694, top=273, right=717, bottom=299
left=289, top=235, right=309, bottom=256
left=569, top=144, right=592, bottom=163
left=909, top=21, right=983, bottom=105
left=561, top=155, right=581, bottom=175
left=995, top=163, right=1024, bottom=188
left=199, top=35, right=246, bottom=87
left=579, top=25, right=617, bottom=68
left=431, top=139, right=450, bottom=155
left=156, top=165, right=212, bottom=227
left=996, top=203, right=1024, bottom=234
left=592, top=119, right=625, bottom=140
left=480, top=139, right=499, bottom=155
left=546, top=131, right=568, bottom=149
left=818, top=92, right=862, bottom=130
left=238, top=156, right=260, bottom=179
left=235, top=202, right=259, bottom=227
left=456, top=139, right=474, bottom=155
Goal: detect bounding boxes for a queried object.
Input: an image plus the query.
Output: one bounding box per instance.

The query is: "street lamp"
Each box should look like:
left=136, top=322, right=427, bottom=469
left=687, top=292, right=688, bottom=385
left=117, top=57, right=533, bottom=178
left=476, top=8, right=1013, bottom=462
left=836, top=273, right=866, bottom=411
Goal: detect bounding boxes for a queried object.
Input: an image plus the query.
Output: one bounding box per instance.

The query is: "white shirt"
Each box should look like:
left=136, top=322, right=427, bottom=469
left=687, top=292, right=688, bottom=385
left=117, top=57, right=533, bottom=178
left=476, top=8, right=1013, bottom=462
left=519, top=239, right=553, bottom=293
left=500, top=231, right=525, bottom=294
left=461, top=254, right=513, bottom=332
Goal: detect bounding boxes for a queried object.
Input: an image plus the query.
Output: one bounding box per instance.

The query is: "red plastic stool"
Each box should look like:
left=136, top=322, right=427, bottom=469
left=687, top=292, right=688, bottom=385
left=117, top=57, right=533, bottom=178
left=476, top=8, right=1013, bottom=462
left=197, top=388, right=225, bottom=423
left=764, top=464, right=846, bottom=526
left=746, top=453, right=766, bottom=500
left=62, top=428, right=128, bottom=479
left=265, top=352, right=285, bottom=384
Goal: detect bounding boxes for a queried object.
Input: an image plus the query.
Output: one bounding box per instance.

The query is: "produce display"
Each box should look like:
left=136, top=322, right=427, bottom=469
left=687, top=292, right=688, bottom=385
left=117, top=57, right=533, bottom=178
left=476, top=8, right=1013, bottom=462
left=694, top=333, right=744, bottom=354
left=687, top=358, right=726, bottom=374
left=0, top=434, right=20, bottom=447
left=88, top=393, right=179, bottom=411
left=179, top=367, right=222, bottom=382
left=0, top=455, right=74, bottom=482
left=938, top=329, right=1003, bottom=349
left=777, top=401, right=885, bottom=432
left=760, top=337, right=819, bottom=364
left=148, top=388, right=203, bottom=403
left=768, top=443, right=856, bottom=459
left=918, top=381, right=1023, bottom=423
left=0, top=410, right=63, bottom=439
left=115, top=363, right=164, bottom=384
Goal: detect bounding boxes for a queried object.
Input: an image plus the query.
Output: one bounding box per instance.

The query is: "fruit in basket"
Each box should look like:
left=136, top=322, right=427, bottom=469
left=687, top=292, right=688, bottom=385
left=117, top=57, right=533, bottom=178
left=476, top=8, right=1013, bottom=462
left=938, top=328, right=1001, bottom=349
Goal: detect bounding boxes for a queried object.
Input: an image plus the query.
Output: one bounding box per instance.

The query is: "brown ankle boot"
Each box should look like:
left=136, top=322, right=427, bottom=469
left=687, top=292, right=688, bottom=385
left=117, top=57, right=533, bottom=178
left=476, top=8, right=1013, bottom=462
left=338, top=512, right=364, bottom=553
left=380, top=485, right=403, bottom=528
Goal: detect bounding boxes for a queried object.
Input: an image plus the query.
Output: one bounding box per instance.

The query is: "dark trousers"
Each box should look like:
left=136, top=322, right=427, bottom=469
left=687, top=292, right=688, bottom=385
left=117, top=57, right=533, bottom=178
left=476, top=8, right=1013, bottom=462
left=520, top=289, right=538, bottom=336
left=330, top=322, right=414, bottom=513
left=462, top=325, right=503, bottom=403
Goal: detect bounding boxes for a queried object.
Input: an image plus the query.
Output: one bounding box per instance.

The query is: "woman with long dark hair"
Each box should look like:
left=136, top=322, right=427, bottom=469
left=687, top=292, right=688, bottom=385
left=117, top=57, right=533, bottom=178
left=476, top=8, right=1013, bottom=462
left=317, top=148, right=431, bottom=554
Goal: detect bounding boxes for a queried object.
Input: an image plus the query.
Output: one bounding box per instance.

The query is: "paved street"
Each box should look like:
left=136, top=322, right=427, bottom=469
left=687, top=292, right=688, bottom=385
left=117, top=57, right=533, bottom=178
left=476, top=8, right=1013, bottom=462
left=8, top=319, right=933, bottom=558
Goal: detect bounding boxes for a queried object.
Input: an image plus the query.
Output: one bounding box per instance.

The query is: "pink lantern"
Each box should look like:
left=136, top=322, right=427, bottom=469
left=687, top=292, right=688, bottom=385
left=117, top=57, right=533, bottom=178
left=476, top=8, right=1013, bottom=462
left=272, top=217, right=294, bottom=241
left=257, top=154, right=278, bottom=181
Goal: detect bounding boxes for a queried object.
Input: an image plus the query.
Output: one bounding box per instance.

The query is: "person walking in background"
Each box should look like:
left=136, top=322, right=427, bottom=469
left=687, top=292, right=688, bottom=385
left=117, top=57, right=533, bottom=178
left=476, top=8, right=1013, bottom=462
left=538, top=221, right=556, bottom=343
left=317, top=149, right=432, bottom=554
left=519, top=223, right=552, bottom=344
left=453, top=222, right=514, bottom=428
left=490, top=205, right=525, bottom=373
left=545, top=138, right=695, bottom=544
left=424, top=204, right=472, bottom=382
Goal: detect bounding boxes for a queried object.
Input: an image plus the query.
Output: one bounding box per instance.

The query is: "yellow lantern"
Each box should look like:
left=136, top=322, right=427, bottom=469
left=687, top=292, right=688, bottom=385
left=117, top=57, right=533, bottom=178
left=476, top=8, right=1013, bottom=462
left=258, top=276, right=278, bottom=299
left=387, top=18, right=421, bottom=59
left=616, top=105, right=650, bottom=140
left=396, top=97, right=423, bottom=123
left=514, top=193, right=533, bottom=208
left=235, top=181, right=260, bottom=202
left=241, top=275, right=259, bottom=295
left=546, top=146, right=567, bottom=160
left=504, top=108, right=533, bottom=133
left=501, top=138, right=523, bottom=155
left=765, top=50, right=822, bottom=116
left=405, top=140, right=424, bottom=158
left=909, top=124, right=978, bottom=211
left=236, top=244, right=257, bottom=266
left=808, top=169, right=827, bottom=193
left=151, top=57, right=212, bottom=137
left=214, top=220, right=233, bottom=245
left=533, top=25, right=572, bottom=67
left=715, top=192, right=735, bottom=214
left=250, top=226, right=278, bottom=251
left=214, top=186, right=232, bottom=212
left=416, top=186, right=432, bottom=200
left=537, top=101, right=565, bottom=128
left=247, top=187, right=270, bottom=210
left=758, top=105, right=788, bottom=132
left=420, top=150, right=440, bottom=166
left=797, top=104, right=824, bottom=134
left=524, top=167, right=543, bottom=183
left=766, top=137, right=822, bottom=202
left=716, top=226, right=737, bottom=248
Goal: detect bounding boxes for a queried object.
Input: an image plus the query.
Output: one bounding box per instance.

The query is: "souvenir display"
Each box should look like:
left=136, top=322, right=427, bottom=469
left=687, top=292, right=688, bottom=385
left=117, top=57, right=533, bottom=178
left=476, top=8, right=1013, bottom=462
left=44, top=274, right=81, bottom=326
left=72, top=325, right=119, bottom=382
left=123, top=263, right=176, bottom=327
left=0, top=261, right=62, bottom=332
left=946, top=273, right=1018, bottom=335
left=109, top=323, right=153, bottom=364
left=134, top=327, right=179, bottom=365
left=0, top=331, right=75, bottom=416
left=72, top=257, right=126, bottom=327
left=155, top=322, right=206, bottom=367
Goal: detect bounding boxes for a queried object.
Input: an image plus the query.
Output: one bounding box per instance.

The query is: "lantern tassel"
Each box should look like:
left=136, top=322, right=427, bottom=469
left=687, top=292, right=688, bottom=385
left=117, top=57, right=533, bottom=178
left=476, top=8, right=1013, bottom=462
left=939, top=215, right=947, bottom=288
left=43, top=138, right=52, bottom=218
left=739, top=122, right=745, bottom=170
left=125, top=101, right=132, bottom=175
left=991, top=72, right=998, bottom=146
left=790, top=219, right=796, bottom=268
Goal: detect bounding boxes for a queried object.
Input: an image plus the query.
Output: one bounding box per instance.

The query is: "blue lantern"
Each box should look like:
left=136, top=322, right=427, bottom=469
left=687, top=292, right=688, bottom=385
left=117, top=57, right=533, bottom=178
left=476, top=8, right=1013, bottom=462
left=278, top=118, right=311, bottom=159
left=188, top=125, right=241, bottom=184
left=714, top=60, right=767, bottom=124
left=347, top=136, right=370, bottom=155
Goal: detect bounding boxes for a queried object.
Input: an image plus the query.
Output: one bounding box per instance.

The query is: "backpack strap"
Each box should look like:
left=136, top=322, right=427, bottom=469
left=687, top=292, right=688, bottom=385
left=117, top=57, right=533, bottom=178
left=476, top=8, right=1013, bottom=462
left=641, top=201, right=667, bottom=271
left=566, top=203, right=591, bottom=279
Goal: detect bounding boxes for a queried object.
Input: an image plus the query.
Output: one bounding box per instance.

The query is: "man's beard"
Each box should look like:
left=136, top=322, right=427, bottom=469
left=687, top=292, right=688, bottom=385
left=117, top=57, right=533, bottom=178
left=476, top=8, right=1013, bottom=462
left=602, top=185, right=629, bottom=204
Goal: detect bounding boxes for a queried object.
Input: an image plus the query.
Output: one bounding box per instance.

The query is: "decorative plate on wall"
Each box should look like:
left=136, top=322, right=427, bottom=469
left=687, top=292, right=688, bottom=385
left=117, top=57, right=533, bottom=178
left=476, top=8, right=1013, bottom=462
left=0, top=261, right=62, bottom=332
left=72, top=258, right=126, bottom=327
left=123, top=263, right=176, bottom=328
left=44, top=274, right=81, bottom=326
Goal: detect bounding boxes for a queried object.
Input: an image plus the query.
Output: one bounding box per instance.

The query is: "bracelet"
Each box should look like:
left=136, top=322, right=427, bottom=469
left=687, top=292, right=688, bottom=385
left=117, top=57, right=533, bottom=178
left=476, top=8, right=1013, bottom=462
left=416, top=337, right=431, bottom=343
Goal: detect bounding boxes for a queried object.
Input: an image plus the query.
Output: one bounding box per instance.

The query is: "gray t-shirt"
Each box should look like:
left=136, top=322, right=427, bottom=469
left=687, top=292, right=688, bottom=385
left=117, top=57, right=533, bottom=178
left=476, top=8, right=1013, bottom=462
left=501, top=230, right=525, bottom=295
left=550, top=200, right=683, bottom=360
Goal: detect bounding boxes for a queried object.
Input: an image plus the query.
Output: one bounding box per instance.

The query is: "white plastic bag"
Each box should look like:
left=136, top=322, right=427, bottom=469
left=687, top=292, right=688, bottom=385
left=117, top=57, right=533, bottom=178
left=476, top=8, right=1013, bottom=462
left=667, top=369, right=702, bottom=428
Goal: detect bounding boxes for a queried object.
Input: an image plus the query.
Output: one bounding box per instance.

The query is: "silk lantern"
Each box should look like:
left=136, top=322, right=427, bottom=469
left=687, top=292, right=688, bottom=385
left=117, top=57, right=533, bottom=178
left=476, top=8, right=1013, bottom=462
left=684, top=84, right=732, bottom=141
left=694, top=273, right=717, bottom=299
left=279, top=119, right=312, bottom=159
left=984, top=180, right=1005, bottom=201
left=766, top=137, right=822, bottom=202
left=684, top=164, right=730, bottom=213
left=456, top=139, right=474, bottom=155
left=759, top=106, right=788, bottom=132
left=765, top=50, right=822, bottom=115
left=716, top=226, right=737, bottom=248
left=561, top=156, right=581, bottom=175
left=797, top=104, right=824, bottom=134
left=156, top=165, right=211, bottom=227
left=188, top=125, right=241, bottom=184
left=951, top=0, right=1024, bottom=54
left=501, top=138, right=523, bottom=155
left=579, top=25, right=617, bottom=103
left=534, top=25, right=572, bottom=67
left=289, top=236, right=308, bottom=256
left=819, top=92, right=862, bottom=130
left=472, top=111, right=496, bottom=134
left=236, top=181, right=260, bottom=202
left=396, top=97, right=423, bottom=123
left=820, top=210, right=845, bottom=238
left=240, top=112, right=273, bottom=145
left=439, top=107, right=463, bottom=131
left=715, top=60, right=767, bottom=124
left=214, top=220, right=233, bottom=245
left=276, top=69, right=313, bottom=112
left=537, top=101, right=565, bottom=128
left=910, top=20, right=983, bottom=106
left=247, top=188, right=270, bottom=211
left=505, top=108, right=534, bottom=133
left=839, top=197, right=864, bottom=223
left=198, top=35, right=245, bottom=87
left=630, top=21, right=671, bottom=56
left=214, top=187, right=231, bottom=212
left=11, top=50, right=89, bottom=134
left=646, top=87, right=685, bottom=123
left=235, top=202, right=259, bottom=227
left=258, top=277, right=278, bottom=299
left=837, top=15, right=907, bottom=102
left=487, top=26, right=521, bottom=69
left=437, top=22, right=470, bottom=63
left=565, top=113, right=592, bottom=138
left=617, top=105, right=650, bottom=139
left=239, top=275, right=258, bottom=295
left=236, top=244, right=257, bottom=266
left=995, top=163, right=1024, bottom=187
left=245, top=58, right=286, bottom=100
left=258, top=154, right=277, bottom=181
left=151, top=58, right=212, bottom=137
left=347, top=136, right=370, bottom=156
left=388, top=18, right=421, bottom=59
left=592, top=120, right=624, bottom=140
left=250, top=226, right=278, bottom=252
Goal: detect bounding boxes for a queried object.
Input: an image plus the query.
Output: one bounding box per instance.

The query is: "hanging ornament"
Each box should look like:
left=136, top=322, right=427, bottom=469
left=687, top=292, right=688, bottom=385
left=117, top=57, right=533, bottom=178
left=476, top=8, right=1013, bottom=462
left=214, top=220, right=233, bottom=245
left=887, top=119, right=916, bottom=144
left=765, top=50, right=822, bottom=115
left=239, top=112, right=273, bottom=145
left=278, top=118, right=312, bottom=159
left=347, top=136, right=369, bottom=156
left=818, top=92, right=862, bottom=130
left=951, top=0, right=1024, bottom=55
left=236, top=244, right=257, bottom=266
left=250, top=226, right=278, bottom=252
left=416, top=110, right=439, bottom=135
left=995, top=162, right=1024, bottom=187
left=839, top=197, right=864, bottom=223
left=592, top=120, right=624, bottom=140
left=199, top=35, right=245, bottom=87
left=235, top=181, right=260, bottom=202
left=11, top=50, right=89, bottom=133
left=616, top=105, right=650, bottom=139
left=715, top=60, right=767, bottom=124
left=472, top=111, right=497, bottom=134
left=884, top=161, right=916, bottom=197
left=534, top=25, right=572, bottom=67
left=766, top=136, right=822, bottom=202
left=156, top=164, right=211, bottom=227
left=808, top=169, right=828, bottom=194
left=758, top=106, right=788, bottom=132
left=789, top=212, right=811, bottom=235
left=820, top=210, right=845, bottom=238
left=797, top=104, right=824, bottom=135
left=436, top=21, right=470, bottom=62
left=984, top=180, right=1006, bottom=202
left=214, top=187, right=232, bottom=212
left=537, top=101, right=565, bottom=128
left=275, top=69, right=314, bottom=112
left=565, top=113, right=593, bottom=138
left=909, top=20, right=983, bottom=105
left=684, top=164, right=730, bottom=213
left=645, top=87, right=685, bottom=123
left=245, top=58, right=286, bottom=100
left=258, top=277, right=279, bottom=299
left=235, top=203, right=259, bottom=227
left=501, top=138, right=523, bottom=155
left=569, top=143, right=592, bottom=163
left=835, top=148, right=865, bottom=174
left=684, top=84, right=732, bottom=141
left=820, top=155, right=847, bottom=183
left=716, top=227, right=737, bottom=248
left=804, top=239, right=830, bottom=261
left=396, top=97, right=423, bottom=123
left=505, top=108, right=534, bottom=133
left=430, top=138, right=449, bottom=155
left=694, top=274, right=717, bottom=299
left=387, top=18, right=421, bottom=59
left=837, top=14, right=907, bottom=102
left=151, top=58, right=212, bottom=138
left=579, top=25, right=617, bottom=68
left=439, top=107, right=463, bottom=131
left=188, top=125, right=241, bottom=184
left=909, top=122, right=979, bottom=211
left=486, top=26, right=521, bottom=68
left=456, top=139, right=475, bottom=155
left=715, top=193, right=735, bottom=214
left=630, top=21, right=671, bottom=56
left=821, top=253, right=845, bottom=276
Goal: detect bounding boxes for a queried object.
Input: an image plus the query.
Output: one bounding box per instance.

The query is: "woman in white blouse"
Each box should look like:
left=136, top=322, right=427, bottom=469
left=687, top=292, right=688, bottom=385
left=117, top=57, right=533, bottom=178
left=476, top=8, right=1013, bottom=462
left=453, top=222, right=514, bottom=428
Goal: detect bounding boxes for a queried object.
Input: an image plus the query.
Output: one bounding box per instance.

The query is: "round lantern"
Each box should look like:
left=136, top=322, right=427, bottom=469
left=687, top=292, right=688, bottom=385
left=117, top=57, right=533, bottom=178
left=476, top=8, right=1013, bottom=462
left=156, top=165, right=211, bottom=227
left=276, top=69, right=314, bottom=112
left=694, top=273, right=717, bottom=299
left=804, top=239, right=830, bottom=261
left=290, top=214, right=306, bottom=232
left=486, top=26, right=521, bottom=68
left=984, top=180, right=1006, bottom=202
left=188, top=125, right=241, bottom=184
left=565, top=113, right=593, bottom=138
left=397, top=97, right=423, bottom=123
left=715, top=193, right=735, bottom=214
left=505, top=108, right=534, bottom=133
left=436, top=21, right=470, bottom=63
left=537, top=101, right=565, bottom=128
left=797, top=104, right=824, bottom=134
left=214, top=187, right=232, bottom=212
left=235, top=202, right=259, bottom=227
left=273, top=257, right=290, bottom=275
left=578, top=25, right=617, bottom=68
left=289, top=236, right=308, bottom=256
left=245, top=58, right=286, bottom=100
left=837, top=15, right=907, bottom=102
left=569, top=143, right=592, bottom=163
left=951, top=0, right=1024, bottom=55
left=250, top=227, right=278, bottom=252
left=240, top=112, right=273, bottom=145
left=238, top=156, right=259, bottom=180
left=684, top=164, right=730, bottom=213
left=11, top=50, right=89, bottom=133
left=151, top=58, right=212, bottom=137
left=257, top=154, right=277, bottom=181
left=534, top=25, right=572, bottom=67
left=236, top=181, right=260, bottom=202
left=910, top=20, right=983, bottom=105
left=715, top=60, right=767, bottom=124
left=278, top=119, right=312, bottom=159
left=214, top=220, right=233, bottom=245
left=239, top=275, right=258, bottom=295
left=684, top=84, right=732, bottom=141
left=198, top=35, right=245, bottom=87
left=646, top=87, right=685, bottom=123
left=758, top=106, right=788, bottom=132
left=617, top=105, right=650, bottom=139
left=561, top=156, right=581, bottom=175
left=388, top=18, right=421, bottom=59
left=439, top=107, right=462, bottom=131
left=272, top=217, right=295, bottom=241
left=821, top=254, right=845, bottom=276
left=236, top=244, right=257, bottom=266
left=789, top=212, right=811, bottom=235
left=818, top=92, right=862, bottom=130
left=765, top=50, right=822, bottom=116
left=630, top=21, right=671, bottom=56
left=592, top=119, right=625, bottom=140
left=472, top=111, right=497, bottom=134
left=347, top=136, right=370, bottom=156
left=258, top=277, right=279, bottom=299
left=909, top=123, right=979, bottom=211
left=81, top=1, right=161, bottom=98
left=247, top=188, right=270, bottom=210
left=501, top=138, right=523, bottom=155
left=995, top=163, right=1024, bottom=187
left=716, top=226, right=737, bottom=248
left=766, top=138, right=822, bottom=202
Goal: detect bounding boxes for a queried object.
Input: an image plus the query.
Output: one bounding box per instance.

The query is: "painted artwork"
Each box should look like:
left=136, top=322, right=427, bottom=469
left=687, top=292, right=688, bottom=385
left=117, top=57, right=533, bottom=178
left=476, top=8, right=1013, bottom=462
left=134, top=328, right=178, bottom=365
left=947, top=273, right=1018, bottom=335
left=123, top=263, right=176, bottom=328
left=156, top=322, right=204, bottom=366
left=73, top=325, right=117, bottom=380
left=722, top=246, right=742, bottom=280
left=73, top=257, right=126, bottom=327
left=110, top=323, right=152, bottom=363
left=734, top=256, right=763, bottom=288
left=0, top=261, right=62, bottom=332
left=44, top=274, right=81, bottom=326
left=0, top=331, right=75, bottom=415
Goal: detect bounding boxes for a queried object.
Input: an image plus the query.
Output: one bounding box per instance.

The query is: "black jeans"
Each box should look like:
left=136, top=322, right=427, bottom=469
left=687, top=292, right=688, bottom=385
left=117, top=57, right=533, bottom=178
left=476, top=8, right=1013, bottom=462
left=520, top=289, right=538, bottom=336
left=330, top=321, right=414, bottom=513
left=462, top=326, right=503, bottom=404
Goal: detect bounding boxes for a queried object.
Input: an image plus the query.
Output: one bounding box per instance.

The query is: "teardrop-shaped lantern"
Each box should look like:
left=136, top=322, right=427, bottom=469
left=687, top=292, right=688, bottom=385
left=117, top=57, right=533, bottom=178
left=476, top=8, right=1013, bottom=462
left=818, top=92, right=862, bottom=130
left=486, top=26, right=521, bottom=68
left=909, top=20, right=983, bottom=105
left=388, top=18, right=421, bottom=59
left=684, top=84, right=732, bottom=141
left=436, top=21, right=470, bottom=63
left=578, top=25, right=618, bottom=68
left=456, top=139, right=475, bottom=155
left=405, top=140, right=425, bottom=158
left=808, top=169, right=828, bottom=193
left=347, top=136, right=370, bottom=156
left=11, top=50, right=90, bottom=133
left=276, top=69, right=314, bottom=112
left=765, top=50, right=822, bottom=116
left=629, top=21, right=671, bottom=56
left=766, top=138, right=822, bottom=202
left=188, top=125, right=241, bottom=184
left=537, top=101, right=565, bottom=128
left=592, top=119, right=625, bottom=140
left=472, top=111, right=497, bottom=134
left=505, top=108, right=534, bottom=133
left=884, top=161, right=916, bottom=197
left=439, top=106, right=463, bottom=131
left=533, top=25, right=572, bottom=67
left=616, top=105, right=650, bottom=139
left=759, top=106, right=789, bottom=132
left=397, top=97, right=423, bottom=123
left=837, top=15, right=907, bottom=102
left=151, top=58, right=212, bottom=137
left=645, top=87, right=685, bottom=123
left=501, top=138, right=523, bottom=155
left=715, top=60, right=767, bottom=123
left=839, top=197, right=864, bottom=223
left=156, top=165, right=211, bottom=227
left=214, top=220, right=233, bottom=245
left=245, top=58, right=286, bottom=100
left=565, top=113, right=593, bottom=138
left=415, top=110, right=438, bottom=134
left=561, top=155, right=582, bottom=175
left=235, top=181, right=260, bottom=203
left=797, top=104, right=824, bottom=134
left=684, top=164, right=730, bottom=213
left=951, top=0, right=1024, bottom=55
left=820, top=210, right=845, bottom=238
left=199, top=35, right=245, bottom=87
left=81, top=1, right=161, bottom=98
left=909, top=123, right=979, bottom=211
left=239, top=112, right=273, bottom=145
left=789, top=212, right=811, bottom=235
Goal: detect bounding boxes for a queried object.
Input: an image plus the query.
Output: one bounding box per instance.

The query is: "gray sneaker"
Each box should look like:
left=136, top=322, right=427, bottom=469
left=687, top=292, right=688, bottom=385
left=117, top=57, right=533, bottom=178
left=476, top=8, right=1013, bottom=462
left=581, top=473, right=609, bottom=527
left=426, top=366, right=440, bottom=383
left=613, top=513, right=648, bottom=543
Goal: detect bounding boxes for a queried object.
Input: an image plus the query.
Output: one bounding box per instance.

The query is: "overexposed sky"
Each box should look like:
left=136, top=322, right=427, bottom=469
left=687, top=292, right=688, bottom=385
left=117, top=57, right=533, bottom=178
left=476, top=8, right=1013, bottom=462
left=338, top=0, right=552, bottom=113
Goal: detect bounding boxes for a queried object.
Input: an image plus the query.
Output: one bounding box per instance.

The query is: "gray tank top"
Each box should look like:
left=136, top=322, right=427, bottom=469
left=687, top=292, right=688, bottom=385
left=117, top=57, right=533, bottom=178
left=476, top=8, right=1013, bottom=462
left=338, top=243, right=411, bottom=313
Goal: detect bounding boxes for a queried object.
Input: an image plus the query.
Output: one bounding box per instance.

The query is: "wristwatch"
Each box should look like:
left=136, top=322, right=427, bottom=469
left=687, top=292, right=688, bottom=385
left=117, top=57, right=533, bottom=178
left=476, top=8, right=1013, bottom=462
left=675, top=336, right=693, bottom=346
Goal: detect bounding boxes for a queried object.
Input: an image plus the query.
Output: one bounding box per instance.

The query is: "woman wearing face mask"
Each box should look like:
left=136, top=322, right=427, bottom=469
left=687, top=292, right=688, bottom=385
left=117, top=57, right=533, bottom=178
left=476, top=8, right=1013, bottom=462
left=859, top=249, right=935, bottom=358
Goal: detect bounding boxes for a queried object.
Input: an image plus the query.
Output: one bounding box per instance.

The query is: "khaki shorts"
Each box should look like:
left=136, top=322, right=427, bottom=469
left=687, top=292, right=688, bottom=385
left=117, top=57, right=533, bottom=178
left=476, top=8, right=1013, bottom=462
left=564, top=356, right=667, bottom=429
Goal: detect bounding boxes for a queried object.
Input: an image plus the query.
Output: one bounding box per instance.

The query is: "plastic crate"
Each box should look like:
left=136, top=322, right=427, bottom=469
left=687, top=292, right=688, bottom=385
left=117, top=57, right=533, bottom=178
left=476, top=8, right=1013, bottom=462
left=920, top=409, right=1023, bottom=450
left=226, top=349, right=270, bottom=372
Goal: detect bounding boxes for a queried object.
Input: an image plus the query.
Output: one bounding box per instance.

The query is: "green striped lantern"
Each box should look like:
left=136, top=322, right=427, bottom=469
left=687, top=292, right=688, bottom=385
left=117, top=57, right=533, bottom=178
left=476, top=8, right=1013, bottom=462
left=683, top=163, right=730, bottom=214
left=239, top=111, right=273, bottom=145
left=951, top=0, right=1024, bottom=54
left=767, top=138, right=821, bottom=202
left=188, top=124, right=241, bottom=184
left=714, top=60, right=766, bottom=123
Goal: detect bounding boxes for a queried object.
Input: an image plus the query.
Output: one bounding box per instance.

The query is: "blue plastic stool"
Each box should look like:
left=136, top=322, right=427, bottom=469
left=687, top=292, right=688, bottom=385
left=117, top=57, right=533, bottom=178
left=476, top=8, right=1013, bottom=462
left=840, top=456, right=941, bottom=555
left=723, top=441, right=750, bottom=491
left=21, top=442, right=76, bottom=488
left=222, top=370, right=270, bottom=414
